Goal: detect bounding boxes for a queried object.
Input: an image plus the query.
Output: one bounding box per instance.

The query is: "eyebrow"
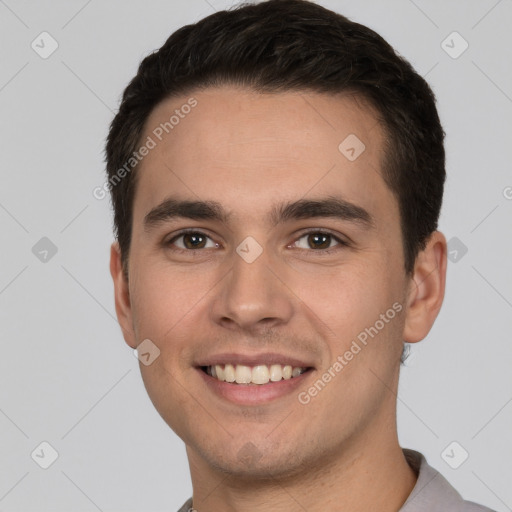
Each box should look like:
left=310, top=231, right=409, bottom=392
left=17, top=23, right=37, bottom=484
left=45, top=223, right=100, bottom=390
left=144, top=196, right=374, bottom=231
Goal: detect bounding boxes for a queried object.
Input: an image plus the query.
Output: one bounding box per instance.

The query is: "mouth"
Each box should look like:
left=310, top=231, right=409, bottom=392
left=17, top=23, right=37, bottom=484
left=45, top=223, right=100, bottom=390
left=195, top=353, right=316, bottom=404
left=197, top=363, right=314, bottom=405
left=200, top=363, right=312, bottom=385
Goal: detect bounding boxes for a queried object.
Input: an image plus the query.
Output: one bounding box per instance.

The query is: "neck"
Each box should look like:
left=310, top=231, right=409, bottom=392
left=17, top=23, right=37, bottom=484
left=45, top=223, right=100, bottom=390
left=186, top=414, right=417, bottom=512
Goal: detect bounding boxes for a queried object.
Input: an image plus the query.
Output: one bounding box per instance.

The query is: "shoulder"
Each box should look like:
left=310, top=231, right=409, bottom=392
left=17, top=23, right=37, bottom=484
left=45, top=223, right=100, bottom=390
left=400, top=449, right=495, bottom=512
left=176, top=498, right=194, bottom=512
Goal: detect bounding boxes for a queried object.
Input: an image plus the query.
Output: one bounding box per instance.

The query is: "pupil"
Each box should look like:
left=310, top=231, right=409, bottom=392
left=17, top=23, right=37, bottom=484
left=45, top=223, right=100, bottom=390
left=309, top=233, right=330, bottom=249
left=185, top=233, right=205, bottom=249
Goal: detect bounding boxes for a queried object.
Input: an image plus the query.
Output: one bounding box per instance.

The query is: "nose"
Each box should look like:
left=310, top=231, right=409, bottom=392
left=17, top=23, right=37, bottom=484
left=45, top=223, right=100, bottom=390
left=210, top=244, right=294, bottom=332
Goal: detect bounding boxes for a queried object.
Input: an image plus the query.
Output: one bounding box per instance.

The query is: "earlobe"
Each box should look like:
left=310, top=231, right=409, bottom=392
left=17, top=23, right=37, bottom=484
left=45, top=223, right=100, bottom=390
left=403, top=231, right=447, bottom=344
left=109, top=242, right=137, bottom=349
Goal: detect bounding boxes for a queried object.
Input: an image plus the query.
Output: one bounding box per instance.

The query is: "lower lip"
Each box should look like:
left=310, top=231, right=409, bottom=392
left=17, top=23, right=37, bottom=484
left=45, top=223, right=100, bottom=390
left=197, top=368, right=314, bottom=405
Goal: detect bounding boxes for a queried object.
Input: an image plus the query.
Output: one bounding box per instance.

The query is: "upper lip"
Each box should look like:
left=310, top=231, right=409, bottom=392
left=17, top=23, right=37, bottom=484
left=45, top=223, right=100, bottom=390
left=195, top=352, right=315, bottom=369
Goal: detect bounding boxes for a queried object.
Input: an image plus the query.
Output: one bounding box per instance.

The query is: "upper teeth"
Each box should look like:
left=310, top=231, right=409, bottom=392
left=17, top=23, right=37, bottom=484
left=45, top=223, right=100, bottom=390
left=206, top=364, right=306, bottom=385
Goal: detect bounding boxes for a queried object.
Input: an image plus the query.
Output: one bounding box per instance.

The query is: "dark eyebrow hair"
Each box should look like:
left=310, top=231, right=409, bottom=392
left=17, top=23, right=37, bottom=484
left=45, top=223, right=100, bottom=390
left=144, top=199, right=229, bottom=230
left=269, top=196, right=374, bottom=228
left=144, top=195, right=374, bottom=231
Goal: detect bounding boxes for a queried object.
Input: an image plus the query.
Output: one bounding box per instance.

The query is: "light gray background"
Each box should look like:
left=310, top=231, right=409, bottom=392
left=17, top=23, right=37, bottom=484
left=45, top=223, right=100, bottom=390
left=0, top=1, right=511, bottom=511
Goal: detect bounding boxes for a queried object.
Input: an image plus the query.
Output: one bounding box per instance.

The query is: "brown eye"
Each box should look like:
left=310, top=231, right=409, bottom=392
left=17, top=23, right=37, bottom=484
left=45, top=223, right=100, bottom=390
left=294, top=231, right=341, bottom=251
left=182, top=233, right=207, bottom=249
left=168, top=231, right=217, bottom=250
left=307, top=233, right=332, bottom=249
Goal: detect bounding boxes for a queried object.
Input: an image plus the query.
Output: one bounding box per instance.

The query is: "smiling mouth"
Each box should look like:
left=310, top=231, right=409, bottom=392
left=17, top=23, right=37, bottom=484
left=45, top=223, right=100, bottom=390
left=200, top=364, right=312, bottom=385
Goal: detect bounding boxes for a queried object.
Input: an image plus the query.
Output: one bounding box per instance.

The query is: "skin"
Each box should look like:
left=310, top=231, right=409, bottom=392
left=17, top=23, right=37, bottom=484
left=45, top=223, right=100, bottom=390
left=110, top=86, right=447, bottom=511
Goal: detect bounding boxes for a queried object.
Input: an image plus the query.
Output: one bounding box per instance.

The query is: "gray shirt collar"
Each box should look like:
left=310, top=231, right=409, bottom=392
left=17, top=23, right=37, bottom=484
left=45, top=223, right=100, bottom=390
left=401, top=449, right=494, bottom=512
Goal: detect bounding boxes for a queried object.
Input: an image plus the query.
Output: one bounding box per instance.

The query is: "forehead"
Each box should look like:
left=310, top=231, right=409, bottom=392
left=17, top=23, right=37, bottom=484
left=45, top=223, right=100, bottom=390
left=133, top=86, right=396, bottom=226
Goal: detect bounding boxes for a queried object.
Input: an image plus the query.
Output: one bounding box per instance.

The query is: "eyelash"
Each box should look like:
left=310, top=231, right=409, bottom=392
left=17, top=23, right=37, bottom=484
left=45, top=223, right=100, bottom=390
left=164, top=228, right=349, bottom=255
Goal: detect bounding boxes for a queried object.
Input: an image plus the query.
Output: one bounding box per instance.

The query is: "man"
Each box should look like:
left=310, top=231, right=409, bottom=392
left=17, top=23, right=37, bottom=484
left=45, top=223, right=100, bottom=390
left=105, top=1, right=495, bottom=510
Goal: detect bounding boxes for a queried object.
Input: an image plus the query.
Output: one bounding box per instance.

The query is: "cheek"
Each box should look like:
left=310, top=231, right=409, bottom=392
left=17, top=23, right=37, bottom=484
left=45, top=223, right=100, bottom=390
left=293, top=259, right=406, bottom=384
left=292, top=261, right=394, bottom=332
left=129, top=259, right=212, bottom=340
left=295, top=269, right=405, bottom=420
left=129, top=264, right=211, bottom=438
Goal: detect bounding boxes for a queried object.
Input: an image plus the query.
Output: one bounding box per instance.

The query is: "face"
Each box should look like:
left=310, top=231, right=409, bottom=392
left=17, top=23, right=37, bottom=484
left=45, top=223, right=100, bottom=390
left=111, top=86, right=443, bottom=479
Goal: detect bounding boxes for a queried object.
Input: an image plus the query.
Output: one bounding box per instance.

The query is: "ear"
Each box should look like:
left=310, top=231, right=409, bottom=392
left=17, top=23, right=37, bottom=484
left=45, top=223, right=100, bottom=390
left=110, top=242, right=137, bottom=349
left=403, top=231, right=447, bottom=343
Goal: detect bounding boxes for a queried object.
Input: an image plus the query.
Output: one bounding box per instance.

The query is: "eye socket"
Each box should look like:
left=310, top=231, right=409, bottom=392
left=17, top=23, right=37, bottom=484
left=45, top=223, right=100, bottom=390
left=292, top=231, right=347, bottom=252
left=166, top=230, right=218, bottom=250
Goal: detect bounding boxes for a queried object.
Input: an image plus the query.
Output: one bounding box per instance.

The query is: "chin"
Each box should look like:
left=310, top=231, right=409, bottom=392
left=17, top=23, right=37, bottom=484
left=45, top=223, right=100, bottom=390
left=195, top=439, right=316, bottom=481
